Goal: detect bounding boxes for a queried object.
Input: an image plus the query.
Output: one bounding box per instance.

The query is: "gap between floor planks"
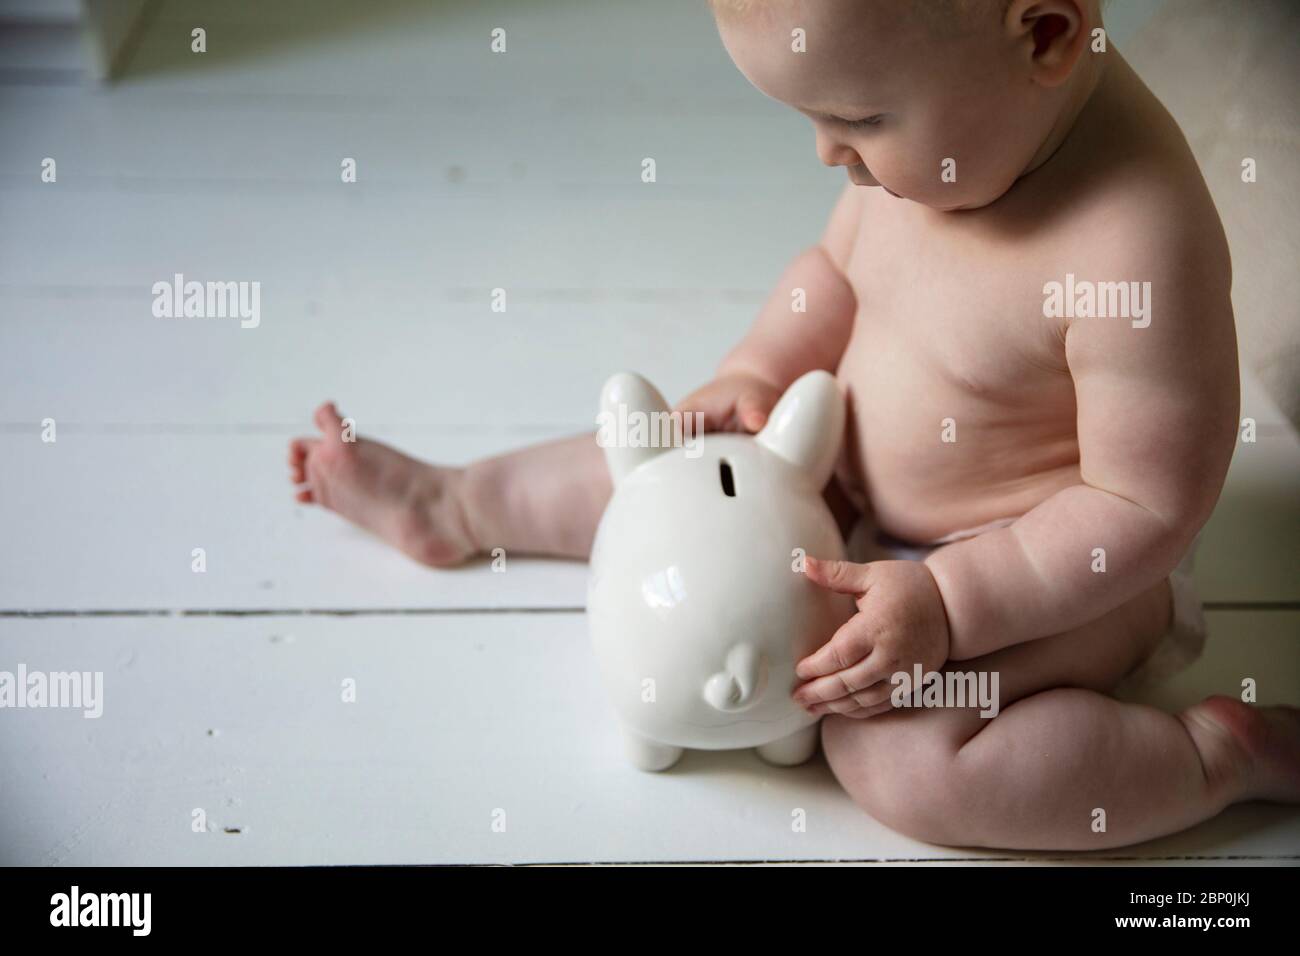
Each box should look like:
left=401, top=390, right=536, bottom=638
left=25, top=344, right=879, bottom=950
left=3, top=603, right=1297, bottom=618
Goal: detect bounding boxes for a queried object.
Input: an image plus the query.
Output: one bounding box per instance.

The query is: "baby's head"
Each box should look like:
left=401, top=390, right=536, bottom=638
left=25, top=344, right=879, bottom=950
left=711, top=0, right=1102, bottom=210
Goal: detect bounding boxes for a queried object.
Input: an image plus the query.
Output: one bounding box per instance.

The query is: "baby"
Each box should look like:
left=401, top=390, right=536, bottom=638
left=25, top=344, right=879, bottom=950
left=288, top=0, right=1300, bottom=848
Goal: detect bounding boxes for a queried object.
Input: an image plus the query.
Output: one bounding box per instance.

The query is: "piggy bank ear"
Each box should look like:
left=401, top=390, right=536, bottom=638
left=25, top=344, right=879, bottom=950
left=755, top=370, right=845, bottom=489
left=597, top=372, right=673, bottom=485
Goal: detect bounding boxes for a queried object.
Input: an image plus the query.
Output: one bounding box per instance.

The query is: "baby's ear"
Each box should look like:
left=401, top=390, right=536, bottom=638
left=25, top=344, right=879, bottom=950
left=755, top=370, right=844, bottom=490
left=597, top=372, right=672, bottom=485
left=1007, top=0, right=1089, bottom=87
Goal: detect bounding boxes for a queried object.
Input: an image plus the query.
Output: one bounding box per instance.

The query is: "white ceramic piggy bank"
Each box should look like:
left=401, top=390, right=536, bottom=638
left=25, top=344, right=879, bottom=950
left=588, top=369, right=856, bottom=771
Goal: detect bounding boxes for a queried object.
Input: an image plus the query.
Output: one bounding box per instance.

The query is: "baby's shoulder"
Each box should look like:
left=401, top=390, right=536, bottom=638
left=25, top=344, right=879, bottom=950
left=1036, top=177, right=1227, bottom=336
left=1042, top=153, right=1234, bottom=347
left=1060, top=112, right=1230, bottom=290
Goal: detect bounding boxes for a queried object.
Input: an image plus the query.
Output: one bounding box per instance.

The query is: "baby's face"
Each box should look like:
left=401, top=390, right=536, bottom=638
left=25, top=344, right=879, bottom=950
left=716, top=0, right=1059, bottom=210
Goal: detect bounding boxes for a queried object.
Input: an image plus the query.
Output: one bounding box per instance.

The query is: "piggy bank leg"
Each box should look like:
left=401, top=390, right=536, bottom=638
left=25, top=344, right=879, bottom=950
left=622, top=728, right=683, bottom=772
left=756, top=723, right=820, bottom=767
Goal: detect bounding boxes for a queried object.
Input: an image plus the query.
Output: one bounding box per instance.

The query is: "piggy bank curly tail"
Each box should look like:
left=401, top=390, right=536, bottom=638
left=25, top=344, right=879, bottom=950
left=702, top=643, right=768, bottom=713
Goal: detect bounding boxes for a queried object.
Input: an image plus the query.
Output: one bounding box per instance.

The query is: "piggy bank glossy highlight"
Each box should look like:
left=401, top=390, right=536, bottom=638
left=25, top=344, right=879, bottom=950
left=588, top=370, right=856, bottom=771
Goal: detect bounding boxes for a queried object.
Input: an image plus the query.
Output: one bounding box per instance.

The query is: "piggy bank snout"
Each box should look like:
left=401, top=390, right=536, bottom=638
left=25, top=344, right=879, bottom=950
left=702, top=642, right=767, bottom=713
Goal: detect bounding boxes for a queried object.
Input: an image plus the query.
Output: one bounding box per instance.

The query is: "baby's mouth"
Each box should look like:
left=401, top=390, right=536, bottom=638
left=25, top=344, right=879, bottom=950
left=846, top=165, right=900, bottom=198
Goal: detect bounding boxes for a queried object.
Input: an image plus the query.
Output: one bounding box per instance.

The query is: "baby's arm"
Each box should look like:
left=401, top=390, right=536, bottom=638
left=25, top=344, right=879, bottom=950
left=926, top=228, right=1239, bottom=660
left=717, top=183, right=861, bottom=386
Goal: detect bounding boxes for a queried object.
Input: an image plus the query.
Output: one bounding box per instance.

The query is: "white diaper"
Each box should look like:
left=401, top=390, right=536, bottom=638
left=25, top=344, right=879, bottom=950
left=1117, top=545, right=1206, bottom=691
left=845, top=518, right=1206, bottom=689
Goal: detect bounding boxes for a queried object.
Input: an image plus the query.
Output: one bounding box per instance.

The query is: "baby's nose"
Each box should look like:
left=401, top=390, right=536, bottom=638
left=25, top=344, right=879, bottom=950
left=813, top=130, right=861, bottom=170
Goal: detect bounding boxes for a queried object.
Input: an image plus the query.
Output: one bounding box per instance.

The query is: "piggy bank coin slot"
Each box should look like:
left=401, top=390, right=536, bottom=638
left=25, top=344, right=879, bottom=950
left=719, top=459, right=736, bottom=497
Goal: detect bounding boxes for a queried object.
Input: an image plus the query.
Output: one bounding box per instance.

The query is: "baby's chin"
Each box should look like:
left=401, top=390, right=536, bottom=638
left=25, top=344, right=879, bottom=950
left=847, top=170, right=1011, bottom=212
left=845, top=164, right=905, bottom=200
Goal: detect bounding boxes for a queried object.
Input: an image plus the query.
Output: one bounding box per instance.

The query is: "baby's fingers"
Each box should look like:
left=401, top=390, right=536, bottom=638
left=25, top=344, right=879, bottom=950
left=812, top=698, right=896, bottom=720
left=795, top=671, right=892, bottom=710
left=804, top=556, right=872, bottom=596
left=793, top=657, right=880, bottom=706
left=735, top=384, right=779, bottom=433
left=674, top=387, right=734, bottom=433
left=795, top=610, right=875, bottom=681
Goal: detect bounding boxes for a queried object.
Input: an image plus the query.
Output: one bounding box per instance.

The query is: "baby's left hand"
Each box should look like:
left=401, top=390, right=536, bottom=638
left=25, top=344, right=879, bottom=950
left=793, top=558, right=951, bottom=719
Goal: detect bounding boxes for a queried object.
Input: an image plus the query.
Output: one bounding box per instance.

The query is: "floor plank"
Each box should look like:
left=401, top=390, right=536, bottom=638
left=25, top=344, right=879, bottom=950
left=0, top=275, right=765, bottom=432
left=0, top=432, right=589, bottom=611
left=0, top=611, right=1295, bottom=865
left=0, top=418, right=1294, bottom=612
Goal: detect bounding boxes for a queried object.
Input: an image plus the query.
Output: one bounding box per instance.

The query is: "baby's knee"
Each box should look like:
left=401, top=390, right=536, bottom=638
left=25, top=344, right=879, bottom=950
left=822, top=715, right=973, bottom=846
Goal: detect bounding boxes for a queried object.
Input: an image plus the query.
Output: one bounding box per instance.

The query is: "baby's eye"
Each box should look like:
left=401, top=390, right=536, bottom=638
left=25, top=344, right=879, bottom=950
left=845, top=114, right=884, bottom=129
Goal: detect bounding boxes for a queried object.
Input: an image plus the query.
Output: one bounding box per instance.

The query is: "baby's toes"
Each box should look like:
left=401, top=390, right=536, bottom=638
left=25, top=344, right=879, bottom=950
left=288, top=437, right=317, bottom=484
left=313, top=401, right=346, bottom=438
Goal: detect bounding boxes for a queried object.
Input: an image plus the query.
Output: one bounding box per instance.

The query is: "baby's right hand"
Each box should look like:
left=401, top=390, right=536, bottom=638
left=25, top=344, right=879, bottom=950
left=674, top=371, right=782, bottom=433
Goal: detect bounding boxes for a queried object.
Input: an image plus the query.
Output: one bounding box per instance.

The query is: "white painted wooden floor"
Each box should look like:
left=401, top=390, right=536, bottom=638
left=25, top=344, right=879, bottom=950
left=0, top=0, right=1296, bottom=865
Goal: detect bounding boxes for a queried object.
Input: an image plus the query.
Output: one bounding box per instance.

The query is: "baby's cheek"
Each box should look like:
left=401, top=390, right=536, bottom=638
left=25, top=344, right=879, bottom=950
left=887, top=170, right=952, bottom=207
left=872, top=149, right=954, bottom=204
left=896, top=162, right=1001, bottom=211
left=881, top=131, right=997, bottom=207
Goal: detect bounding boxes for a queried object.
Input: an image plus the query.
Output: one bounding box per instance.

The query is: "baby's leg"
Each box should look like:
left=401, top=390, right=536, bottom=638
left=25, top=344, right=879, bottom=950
left=461, top=429, right=611, bottom=559
left=823, top=580, right=1300, bottom=849
left=289, top=402, right=609, bottom=566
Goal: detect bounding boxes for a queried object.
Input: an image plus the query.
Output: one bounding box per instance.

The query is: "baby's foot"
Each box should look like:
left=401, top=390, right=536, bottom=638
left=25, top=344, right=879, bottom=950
left=1181, top=695, right=1300, bottom=805
left=288, top=402, right=479, bottom=567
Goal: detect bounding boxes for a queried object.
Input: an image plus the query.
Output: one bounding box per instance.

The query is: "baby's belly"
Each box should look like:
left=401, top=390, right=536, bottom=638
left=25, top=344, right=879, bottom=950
left=836, top=338, right=1082, bottom=544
